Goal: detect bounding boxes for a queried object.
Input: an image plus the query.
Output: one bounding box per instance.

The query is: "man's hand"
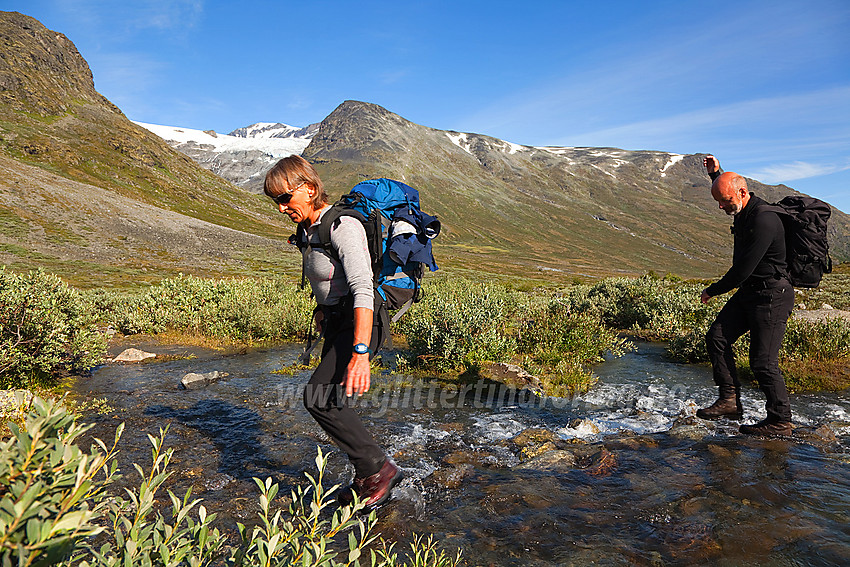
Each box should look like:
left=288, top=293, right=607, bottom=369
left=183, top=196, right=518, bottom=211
left=703, top=155, right=720, bottom=174
left=343, top=353, right=371, bottom=396
left=701, top=289, right=712, bottom=304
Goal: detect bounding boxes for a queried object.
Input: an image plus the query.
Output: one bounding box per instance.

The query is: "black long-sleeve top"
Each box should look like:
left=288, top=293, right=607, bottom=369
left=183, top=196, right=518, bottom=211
left=705, top=191, right=787, bottom=297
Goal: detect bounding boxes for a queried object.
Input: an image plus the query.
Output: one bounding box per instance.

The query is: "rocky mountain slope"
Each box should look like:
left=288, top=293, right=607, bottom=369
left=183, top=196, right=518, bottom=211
left=0, top=11, right=295, bottom=287
left=301, top=100, right=850, bottom=281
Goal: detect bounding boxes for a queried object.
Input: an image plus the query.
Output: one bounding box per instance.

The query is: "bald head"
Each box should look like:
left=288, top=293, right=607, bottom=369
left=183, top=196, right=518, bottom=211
left=711, top=172, right=749, bottom=216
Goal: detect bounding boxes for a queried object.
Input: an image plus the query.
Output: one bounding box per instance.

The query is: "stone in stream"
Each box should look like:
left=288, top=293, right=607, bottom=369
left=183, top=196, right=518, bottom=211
left=181, top=371, right=225, bottom=389
left=432, top=464, right=474, bottom=489
left=515, top=449, right=578, bottom=472
left=112, top=348, right=156, bottom=362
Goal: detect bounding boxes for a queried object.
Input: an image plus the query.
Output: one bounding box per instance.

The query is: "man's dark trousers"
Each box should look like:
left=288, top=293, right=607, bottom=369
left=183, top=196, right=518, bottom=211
left=705, top=279, right=795, bottom=422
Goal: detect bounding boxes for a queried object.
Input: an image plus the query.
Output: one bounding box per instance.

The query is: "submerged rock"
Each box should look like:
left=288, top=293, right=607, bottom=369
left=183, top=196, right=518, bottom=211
left=112, top=348, right=156, bottom=362
left=181, top=371, right=225, bottom=389
left=515, top=449, right=578, bottom=472
left=432, top=464, right=474, bottom=489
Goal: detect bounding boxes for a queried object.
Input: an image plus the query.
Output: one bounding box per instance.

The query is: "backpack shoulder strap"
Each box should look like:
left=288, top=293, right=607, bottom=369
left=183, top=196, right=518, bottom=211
left=315, top=204, right=370, bottom=261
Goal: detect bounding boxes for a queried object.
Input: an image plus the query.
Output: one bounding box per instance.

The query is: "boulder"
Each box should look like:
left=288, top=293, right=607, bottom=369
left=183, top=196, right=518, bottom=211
left=515, top=449, right=578, bottom=472
left=181, top=371, right=224, bottom=389
left=112, top=348, right=156, bottom=362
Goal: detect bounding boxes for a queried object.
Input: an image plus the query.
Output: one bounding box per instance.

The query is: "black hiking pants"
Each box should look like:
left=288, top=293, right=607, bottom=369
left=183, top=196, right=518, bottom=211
left=705, top=279, right=795, bottom=422
left=303, top=302, right=387, bottom=479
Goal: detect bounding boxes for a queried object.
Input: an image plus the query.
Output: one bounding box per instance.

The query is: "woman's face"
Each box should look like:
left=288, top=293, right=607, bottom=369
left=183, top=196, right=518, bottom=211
left=273, top=182, right=315, bottom=224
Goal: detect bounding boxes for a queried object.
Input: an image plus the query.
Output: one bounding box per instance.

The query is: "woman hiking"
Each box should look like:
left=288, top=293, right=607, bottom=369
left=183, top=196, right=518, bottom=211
left=264, top=155, right=402, bottom=509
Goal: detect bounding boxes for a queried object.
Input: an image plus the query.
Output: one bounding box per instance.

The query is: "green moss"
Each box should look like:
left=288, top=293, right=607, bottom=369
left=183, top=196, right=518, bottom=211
left=0, top=207, right=30, bottom=237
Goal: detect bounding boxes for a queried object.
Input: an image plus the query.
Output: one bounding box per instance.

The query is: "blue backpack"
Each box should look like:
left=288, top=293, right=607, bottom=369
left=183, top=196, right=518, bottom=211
left=291, top=178, right=440, bottom=348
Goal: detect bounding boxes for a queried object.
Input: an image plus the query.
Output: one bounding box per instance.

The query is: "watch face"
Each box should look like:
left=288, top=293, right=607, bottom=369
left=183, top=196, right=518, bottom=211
left=354, top=343, right=369, bottom=354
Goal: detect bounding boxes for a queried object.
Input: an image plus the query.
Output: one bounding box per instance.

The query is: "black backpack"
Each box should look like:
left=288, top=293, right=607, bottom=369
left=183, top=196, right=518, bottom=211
left=768, top=196, right=832, bottom=288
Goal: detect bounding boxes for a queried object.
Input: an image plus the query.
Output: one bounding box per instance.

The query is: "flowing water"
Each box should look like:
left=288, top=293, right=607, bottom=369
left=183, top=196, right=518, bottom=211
left=73, top=340, right=850, bottom=566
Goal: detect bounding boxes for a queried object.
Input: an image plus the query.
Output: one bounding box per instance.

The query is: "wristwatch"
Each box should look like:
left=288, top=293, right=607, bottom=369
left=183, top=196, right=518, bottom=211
left=353, top=343, right=371, bottom=355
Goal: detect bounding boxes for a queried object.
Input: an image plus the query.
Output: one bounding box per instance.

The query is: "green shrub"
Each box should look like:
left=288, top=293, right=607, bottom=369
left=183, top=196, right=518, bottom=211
left=0, top=394, right=120, bottom=565
left=0, top=396, right=463, bottom=567
left=516, top=298, right=634, bottom=394
left=0, top=268, right=106, bottom=388
left=396, top=277, right=521, bottom=372
left=561, top=275, right=710, bottom=340
left=89, top=274, right=313, bottom=342
left=782, top=316, right=850, bottom=361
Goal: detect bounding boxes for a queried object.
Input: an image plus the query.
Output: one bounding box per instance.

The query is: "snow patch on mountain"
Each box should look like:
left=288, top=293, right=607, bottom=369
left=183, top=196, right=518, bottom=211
left=660, top=154, right=684, bottom=177
left=134, top=121, right=311, bottom=157
left=446, top=132, right=473, bottom=155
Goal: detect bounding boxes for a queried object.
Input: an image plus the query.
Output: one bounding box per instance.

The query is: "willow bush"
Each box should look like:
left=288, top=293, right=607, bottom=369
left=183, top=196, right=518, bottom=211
left=87, top=274, right=313, bottom=342
left=396, top=277, right=522, bottom=372
left=396, top=277, right=634, bottom=393
left=0, top=268, right=106, bottom=389
left=0, top=396, right=463, bottom=567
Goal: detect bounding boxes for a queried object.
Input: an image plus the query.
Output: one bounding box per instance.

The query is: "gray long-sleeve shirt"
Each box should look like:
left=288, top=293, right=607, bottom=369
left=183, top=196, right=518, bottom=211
left=303, top=207, right=374, bottom=310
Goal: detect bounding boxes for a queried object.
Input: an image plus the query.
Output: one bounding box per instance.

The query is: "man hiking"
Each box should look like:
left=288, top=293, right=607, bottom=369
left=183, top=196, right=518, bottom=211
left=696, top=155, right=795, bottom=437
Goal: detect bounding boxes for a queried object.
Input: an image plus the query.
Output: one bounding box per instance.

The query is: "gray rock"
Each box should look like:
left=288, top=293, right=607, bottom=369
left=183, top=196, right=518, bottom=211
left=113, top=348, right=156, bottom=362
left=181, top=371, right=224, bottom=389
left=515, top=449, right=578, bottom=472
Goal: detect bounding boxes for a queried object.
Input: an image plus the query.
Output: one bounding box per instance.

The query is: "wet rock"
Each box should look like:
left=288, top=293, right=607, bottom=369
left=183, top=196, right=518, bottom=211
left=482, top=362, right=541, bottom=391
left=432, top=464, right=474, bottom=489
left=442, top=449, right=498, bottom=468
left=438, top=422, right=466, bottom=434
left=511, top=427, right=558, bottom=448
left=181, top=371, right=225, bottom=389
left=668, top=417, right=711, bottom=440
left=521, top=441, right=557, bottom=460
left=793, top=423, right=838, bottom=445
left=706, top=443, right=733, bottom=460
left=112, top=348, right=156, bottom=362
left=581, top=448, right=617, bottom=476
left=515, top=449, right=578, bottom=472
left=606, top=435, right=658, bottom=451
left=566, top=418, right=600, bottom=436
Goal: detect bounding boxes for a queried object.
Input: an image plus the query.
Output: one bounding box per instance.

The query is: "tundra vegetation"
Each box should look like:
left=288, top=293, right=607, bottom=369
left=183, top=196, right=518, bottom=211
left=0, top=395, right=463, bottom=566
left=2, top=265, right=849, bottom=395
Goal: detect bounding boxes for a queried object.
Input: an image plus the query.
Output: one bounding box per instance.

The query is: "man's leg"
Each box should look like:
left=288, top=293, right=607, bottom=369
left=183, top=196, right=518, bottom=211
left=698, top=294, right=748, bottom=419
left=741, top=282, right=795, bottom=433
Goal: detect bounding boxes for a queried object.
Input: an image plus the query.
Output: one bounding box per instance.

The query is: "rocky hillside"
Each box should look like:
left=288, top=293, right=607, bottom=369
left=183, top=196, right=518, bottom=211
left=301, top=100, right=850, bottom=282
left=0, top=11, right=294, bottom=287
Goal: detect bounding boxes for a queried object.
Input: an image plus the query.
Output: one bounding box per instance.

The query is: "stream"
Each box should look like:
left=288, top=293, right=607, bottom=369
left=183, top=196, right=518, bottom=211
left=72, top=340, right=850, bottom=566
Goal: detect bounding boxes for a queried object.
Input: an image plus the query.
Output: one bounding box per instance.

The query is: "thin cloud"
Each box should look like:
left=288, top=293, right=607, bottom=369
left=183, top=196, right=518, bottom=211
left=746, top=161, right=850, bottom=184
left=559, top=86, right=850, bottom=148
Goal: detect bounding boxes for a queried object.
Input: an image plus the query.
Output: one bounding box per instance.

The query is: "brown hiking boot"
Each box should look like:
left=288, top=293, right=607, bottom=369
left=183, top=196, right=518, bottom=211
left=338, top=458, right=402, bottom=509
left=696, top=396, right=743, bottom=420
left=739, top=419, right=793, bottom=437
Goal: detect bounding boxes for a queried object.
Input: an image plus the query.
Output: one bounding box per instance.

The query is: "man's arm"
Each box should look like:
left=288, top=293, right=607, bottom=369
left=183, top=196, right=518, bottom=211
left=704, top=154, right=722, bottom=181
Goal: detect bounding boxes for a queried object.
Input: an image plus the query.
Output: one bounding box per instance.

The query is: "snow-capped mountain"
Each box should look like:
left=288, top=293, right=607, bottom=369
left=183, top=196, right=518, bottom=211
left=134, top=121, right=313, bottom=193
left=228, top=121, right=320, bottom=140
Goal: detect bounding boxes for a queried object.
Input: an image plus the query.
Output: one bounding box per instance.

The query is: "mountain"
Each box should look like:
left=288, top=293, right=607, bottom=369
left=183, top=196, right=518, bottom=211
left=0, top=11, right=296, bottom=288
left=1, top=11, right=847, bottom=289
left=299, top=100, right=850, bottom=282
left=133, top=121, right=312, bottom=193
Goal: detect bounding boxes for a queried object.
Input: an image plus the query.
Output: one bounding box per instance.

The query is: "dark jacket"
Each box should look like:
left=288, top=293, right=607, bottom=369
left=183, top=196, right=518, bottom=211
left=706, top=193, right=787, bottom=297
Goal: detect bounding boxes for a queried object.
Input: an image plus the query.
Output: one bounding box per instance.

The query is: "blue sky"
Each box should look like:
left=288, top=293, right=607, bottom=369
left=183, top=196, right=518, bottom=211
left=9, top=0, right=850, bottom=212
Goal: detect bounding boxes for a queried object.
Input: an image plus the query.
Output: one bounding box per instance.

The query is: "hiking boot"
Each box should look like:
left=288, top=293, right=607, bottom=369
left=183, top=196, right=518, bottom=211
left=337, top=458, right=402, bottom=509
left=739, top=419, right=793, bottom=437
left=696, top=396, right=743, bottom=420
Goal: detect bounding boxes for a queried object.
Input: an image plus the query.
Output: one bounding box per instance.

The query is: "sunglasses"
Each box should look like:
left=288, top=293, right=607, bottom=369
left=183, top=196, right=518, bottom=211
left=271, top=182, right=307, bottom=205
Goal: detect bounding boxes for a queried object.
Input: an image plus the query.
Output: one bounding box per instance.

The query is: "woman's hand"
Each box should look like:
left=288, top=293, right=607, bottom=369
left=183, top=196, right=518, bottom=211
left=342, top=306, right=373, bottom=396
left=344, top=353, right=371, bottom=396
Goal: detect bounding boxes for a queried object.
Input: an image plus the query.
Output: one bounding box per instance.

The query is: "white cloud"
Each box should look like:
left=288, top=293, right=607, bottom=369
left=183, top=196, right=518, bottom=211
left=746, top=161, right=850, bottom=184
